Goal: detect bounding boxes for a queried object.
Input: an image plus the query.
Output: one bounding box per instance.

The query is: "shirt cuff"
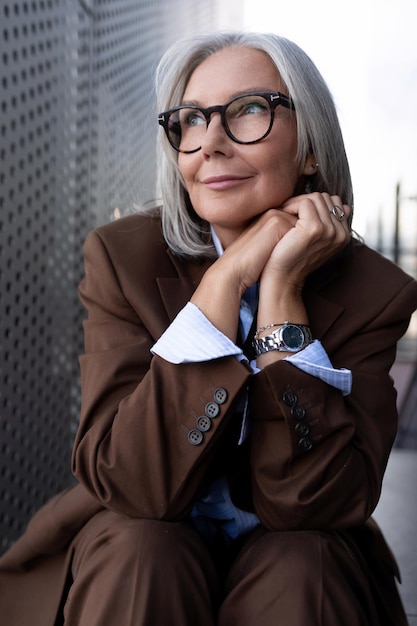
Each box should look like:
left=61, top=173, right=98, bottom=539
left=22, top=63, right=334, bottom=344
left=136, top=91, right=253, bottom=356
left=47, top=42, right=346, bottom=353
left=151, top=302, right=244, bottom=364
left=285, top=340, right=352, bottom=396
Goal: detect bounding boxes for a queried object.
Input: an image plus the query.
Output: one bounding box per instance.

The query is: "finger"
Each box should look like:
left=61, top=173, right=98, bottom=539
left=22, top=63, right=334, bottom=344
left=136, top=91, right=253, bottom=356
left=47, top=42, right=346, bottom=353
left=282, top=193, right=329, bottom=222
left=281, top=194, right=336, bottom=237
left=326, top=196, right=352, bottom=236
left=325, top=194, right=351, bottom=218
left=329, top=204, right=346, bottom=222
left=283, top=193, right=351, bottom=225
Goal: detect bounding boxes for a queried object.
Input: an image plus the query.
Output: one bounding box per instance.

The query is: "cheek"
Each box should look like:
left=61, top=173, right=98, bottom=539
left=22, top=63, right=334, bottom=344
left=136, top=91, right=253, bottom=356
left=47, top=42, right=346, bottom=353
left=268, top=124, right=299, bottom=164
left=177, top=154, right=194, bottom=186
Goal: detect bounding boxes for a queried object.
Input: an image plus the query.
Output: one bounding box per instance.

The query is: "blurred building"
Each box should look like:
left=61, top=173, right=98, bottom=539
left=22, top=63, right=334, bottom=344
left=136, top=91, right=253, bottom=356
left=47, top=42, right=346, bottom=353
left=0, top=0, right=242, bottom=553
left=372, top=183, right=417, bottom=450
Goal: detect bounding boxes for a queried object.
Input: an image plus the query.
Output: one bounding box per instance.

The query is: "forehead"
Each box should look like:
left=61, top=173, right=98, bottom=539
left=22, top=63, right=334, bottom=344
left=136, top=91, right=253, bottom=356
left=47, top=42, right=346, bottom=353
left=183, top=47, right=283, bottom=103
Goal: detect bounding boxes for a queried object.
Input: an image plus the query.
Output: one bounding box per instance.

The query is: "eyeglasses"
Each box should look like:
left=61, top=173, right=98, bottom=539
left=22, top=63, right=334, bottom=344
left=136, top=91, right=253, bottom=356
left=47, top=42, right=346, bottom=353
left=158, top=91, right=295, bottom=154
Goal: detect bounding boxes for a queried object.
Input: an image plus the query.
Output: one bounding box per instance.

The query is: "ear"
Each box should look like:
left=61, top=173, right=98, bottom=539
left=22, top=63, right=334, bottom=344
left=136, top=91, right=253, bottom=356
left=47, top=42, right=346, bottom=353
left=302, top=155, right=318, bottom=176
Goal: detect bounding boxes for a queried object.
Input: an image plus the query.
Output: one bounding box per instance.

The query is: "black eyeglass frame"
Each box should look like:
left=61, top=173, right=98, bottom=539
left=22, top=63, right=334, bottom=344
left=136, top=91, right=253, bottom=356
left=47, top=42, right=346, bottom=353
left=158, top=91, right=295, bottom=154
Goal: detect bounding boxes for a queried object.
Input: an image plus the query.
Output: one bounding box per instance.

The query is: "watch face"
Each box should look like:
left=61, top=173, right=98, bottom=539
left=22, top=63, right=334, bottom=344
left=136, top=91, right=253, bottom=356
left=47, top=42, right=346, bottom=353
left=282, top=324, right=304, bottom=350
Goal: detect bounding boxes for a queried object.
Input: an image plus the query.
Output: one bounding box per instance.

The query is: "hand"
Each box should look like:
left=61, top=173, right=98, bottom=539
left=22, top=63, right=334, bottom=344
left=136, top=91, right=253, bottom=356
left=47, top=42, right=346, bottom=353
left=191, top=192, right=351, bottom=342
left=254, top=192, right=351, bottom=367
left=261, top=192, right=351, bottom=290
left=190, top=209, right=296, bottom=340
left=218, top=208, right=297, bottom=293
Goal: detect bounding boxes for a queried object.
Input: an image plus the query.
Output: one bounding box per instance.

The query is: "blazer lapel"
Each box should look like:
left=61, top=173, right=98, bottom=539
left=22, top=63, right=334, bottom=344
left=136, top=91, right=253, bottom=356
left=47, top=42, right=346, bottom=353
left=156, top=248, right=213, bottom=322
left=304, top=261, right=346, bottom=341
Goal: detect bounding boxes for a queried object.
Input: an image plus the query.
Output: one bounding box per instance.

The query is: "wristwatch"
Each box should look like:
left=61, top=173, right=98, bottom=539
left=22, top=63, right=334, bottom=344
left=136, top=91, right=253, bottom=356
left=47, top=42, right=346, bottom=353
left=253, top=321, right=312, bottom=355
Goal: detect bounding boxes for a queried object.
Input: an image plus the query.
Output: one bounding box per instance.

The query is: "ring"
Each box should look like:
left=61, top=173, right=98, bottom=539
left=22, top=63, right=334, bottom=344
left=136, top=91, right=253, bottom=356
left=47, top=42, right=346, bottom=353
left=330, top=205, right=345, bottom=222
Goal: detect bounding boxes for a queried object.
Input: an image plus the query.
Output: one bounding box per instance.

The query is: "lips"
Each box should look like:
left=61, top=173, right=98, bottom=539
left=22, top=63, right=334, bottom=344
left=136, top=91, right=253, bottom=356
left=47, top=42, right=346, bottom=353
left=201, top=174, right=252, bottom=190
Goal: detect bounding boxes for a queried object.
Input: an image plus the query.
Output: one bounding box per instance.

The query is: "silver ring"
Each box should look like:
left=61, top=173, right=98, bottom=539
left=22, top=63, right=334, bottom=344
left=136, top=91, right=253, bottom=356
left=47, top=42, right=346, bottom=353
left=330, top=205, right=345, bottom=222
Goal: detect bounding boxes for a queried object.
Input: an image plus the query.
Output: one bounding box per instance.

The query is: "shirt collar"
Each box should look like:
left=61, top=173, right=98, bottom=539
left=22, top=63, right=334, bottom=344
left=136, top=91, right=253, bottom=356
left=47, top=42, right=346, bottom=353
left=210, top=225, right=223, bottom=257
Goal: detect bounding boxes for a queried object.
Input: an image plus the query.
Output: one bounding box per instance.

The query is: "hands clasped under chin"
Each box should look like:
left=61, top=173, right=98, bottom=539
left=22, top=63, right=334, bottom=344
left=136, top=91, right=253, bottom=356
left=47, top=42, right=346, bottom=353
left=220, top=191, right=351, bottom=294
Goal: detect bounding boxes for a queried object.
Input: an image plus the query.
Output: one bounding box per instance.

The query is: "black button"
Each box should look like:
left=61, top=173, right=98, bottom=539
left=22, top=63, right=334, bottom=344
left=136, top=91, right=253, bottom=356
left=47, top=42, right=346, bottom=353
left=197, top=416, right=211, bottom=432
left=188, top=429, right=204, bottom=445
left=298, top=437, right=313, bottom=452
left=213, top=388, right=227, bottom=404
left=283, top=390, right=298, bottom=407
left=291, top=405, right=306, bottom=420
left=205, top=402, right=220, bottom=418
left=295, top=422, right=310, bottom=437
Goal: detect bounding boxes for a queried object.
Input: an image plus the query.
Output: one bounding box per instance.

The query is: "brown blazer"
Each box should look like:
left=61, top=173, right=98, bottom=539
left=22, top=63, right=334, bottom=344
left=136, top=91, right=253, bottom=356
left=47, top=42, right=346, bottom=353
left=1, top=213, right=417, bottom=625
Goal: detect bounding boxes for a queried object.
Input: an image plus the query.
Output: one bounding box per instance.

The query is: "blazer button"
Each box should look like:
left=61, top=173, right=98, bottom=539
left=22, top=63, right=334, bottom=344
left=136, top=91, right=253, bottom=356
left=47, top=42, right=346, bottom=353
left=188, top=429, right=204, bottom=445
left=291, top=405, right=306, bottom=420
left=298, top=436, right=313, bottom=452
left=283, top=390, right=298, bottom=407
left=205, top=402, right=220, bottom=418
left=295, top=422, right=310, bottom=437
left=213, top=388, right=227, bottom=404
left=197, top=416, right=211, bottom=432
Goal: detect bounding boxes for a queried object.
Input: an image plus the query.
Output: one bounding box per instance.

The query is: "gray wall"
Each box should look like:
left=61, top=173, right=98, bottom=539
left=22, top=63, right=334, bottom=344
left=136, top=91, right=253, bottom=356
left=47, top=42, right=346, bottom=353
left=0, top=0, right=228, bottom=553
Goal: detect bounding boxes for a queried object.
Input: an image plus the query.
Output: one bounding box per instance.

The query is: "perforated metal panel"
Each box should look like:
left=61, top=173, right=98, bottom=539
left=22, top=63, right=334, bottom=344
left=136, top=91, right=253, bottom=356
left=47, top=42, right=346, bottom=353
left=0, top=0, right=230, bottom=554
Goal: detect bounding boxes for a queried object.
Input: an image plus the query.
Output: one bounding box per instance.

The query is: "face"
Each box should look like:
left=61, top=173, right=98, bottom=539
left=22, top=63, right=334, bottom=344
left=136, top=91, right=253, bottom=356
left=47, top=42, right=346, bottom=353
left=178, top=46, right=313, bottom=247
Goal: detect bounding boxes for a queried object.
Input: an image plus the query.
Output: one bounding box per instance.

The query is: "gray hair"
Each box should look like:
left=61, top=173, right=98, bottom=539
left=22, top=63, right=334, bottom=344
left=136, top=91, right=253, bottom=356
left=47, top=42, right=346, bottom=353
left=151, top=31, right=353, bottom=257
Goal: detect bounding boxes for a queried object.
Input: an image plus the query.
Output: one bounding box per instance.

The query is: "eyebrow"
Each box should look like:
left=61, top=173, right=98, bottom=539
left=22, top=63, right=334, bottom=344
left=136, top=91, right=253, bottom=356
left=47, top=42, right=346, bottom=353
left=180, top=88, right=279, bottom=107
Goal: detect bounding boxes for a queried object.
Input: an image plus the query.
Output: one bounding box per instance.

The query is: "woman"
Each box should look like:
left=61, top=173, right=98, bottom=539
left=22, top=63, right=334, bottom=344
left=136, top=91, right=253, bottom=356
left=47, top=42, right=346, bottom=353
left=1, top=31, right=416, bottom=625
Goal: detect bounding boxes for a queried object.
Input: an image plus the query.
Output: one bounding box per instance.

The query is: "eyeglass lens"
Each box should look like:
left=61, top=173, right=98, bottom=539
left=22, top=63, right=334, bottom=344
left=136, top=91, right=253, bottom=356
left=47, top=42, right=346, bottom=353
left=167, top=94, right=273, bottom=152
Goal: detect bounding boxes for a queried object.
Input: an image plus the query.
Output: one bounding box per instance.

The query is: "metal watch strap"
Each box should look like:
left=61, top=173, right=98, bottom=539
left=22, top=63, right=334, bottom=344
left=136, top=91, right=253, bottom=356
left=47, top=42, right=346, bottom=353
left=252, top=323, right=312, bottom=355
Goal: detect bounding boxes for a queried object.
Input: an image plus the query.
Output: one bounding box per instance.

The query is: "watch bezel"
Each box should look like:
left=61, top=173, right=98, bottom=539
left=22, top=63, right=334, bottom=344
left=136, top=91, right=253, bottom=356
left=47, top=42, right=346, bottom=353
left=252, top=322, right=312, bottom=355
left=276, top=323, right=306, bottom=351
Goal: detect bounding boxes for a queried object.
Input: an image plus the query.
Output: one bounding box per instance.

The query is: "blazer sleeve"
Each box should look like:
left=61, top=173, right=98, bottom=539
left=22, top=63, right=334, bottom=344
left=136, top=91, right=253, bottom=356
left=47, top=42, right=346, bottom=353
left=73, top=230, right=252, bottom=520
left=248, top=276, right=417, bottom=531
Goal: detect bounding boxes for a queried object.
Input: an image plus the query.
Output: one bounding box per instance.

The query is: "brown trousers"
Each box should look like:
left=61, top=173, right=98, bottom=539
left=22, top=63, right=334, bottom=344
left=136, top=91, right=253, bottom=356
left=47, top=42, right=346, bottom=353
left=61, top=509, right=389, bottom=625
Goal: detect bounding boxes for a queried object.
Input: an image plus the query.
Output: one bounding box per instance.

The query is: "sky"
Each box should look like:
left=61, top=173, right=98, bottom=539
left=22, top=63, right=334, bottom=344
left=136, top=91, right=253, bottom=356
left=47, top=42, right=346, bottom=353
left=242, top=0, right=417, bottom=251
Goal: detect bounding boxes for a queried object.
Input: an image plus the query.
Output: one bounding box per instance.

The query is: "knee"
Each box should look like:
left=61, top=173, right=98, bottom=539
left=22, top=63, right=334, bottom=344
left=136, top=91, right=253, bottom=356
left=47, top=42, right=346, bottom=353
left=72, top=510, right=212, bottom=577
left=108, top=516, right=203, bottom=565
left=266, top=529, right=332, bottom=573
left=67, top=514, right=220, bottom=625
left=228, top=528, right=346, bottom=586
left=269, top=529, right=355, bottom=579
left=77, top=512, right=191, bottom=558
left=220, top=530, right=373, bottom=625
left=97, top=514, right=174, bottom=553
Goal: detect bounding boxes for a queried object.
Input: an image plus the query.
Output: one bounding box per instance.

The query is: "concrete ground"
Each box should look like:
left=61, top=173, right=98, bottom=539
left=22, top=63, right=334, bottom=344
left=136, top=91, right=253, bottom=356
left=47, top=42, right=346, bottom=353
left=374, top=448, right=417, bottom=625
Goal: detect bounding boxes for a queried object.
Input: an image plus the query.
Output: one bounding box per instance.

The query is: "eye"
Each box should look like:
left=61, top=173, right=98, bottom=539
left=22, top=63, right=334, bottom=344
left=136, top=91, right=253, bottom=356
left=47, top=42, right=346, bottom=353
left=182, top=109, right=206, bottom=127
left=242, top=101, right=267, bottom=115
left=231, top=97, right=269, bottom=118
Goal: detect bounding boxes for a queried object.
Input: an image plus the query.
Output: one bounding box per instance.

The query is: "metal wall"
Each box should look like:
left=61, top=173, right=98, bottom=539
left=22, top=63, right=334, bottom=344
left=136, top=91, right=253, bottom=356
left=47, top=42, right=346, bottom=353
left=0, top=0, right=230, bottom=553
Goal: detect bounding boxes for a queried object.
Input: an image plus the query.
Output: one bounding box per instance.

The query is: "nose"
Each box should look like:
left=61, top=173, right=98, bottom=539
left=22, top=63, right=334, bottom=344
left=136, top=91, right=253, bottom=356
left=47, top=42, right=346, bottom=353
left=200, top=112, right=232, bottom=157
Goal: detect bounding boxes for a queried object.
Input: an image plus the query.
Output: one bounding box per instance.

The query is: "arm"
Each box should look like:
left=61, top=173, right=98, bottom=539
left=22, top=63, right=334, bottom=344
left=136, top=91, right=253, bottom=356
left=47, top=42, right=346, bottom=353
left=249, top=275, right=417, bottom=530
left=191, top=190, right=414, bottom=531
left=72, top=229, right=252, bottom=520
